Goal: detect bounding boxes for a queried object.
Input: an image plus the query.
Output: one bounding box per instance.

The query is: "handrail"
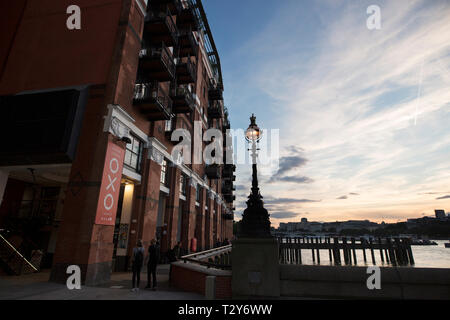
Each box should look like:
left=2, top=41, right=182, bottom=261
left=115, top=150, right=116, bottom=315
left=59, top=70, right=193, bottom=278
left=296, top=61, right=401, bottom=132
left=181, top=244, right=231, bottom=260
left=180, top=245, right=232, bottom=270
left=0, top=233, right=38, bottom=272
left=182, top=257, right=232, bottom=270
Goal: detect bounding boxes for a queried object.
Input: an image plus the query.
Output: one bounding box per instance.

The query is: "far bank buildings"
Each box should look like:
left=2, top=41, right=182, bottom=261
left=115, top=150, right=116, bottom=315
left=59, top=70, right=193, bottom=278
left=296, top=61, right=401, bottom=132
left=0, top=0, right=236, bottom=285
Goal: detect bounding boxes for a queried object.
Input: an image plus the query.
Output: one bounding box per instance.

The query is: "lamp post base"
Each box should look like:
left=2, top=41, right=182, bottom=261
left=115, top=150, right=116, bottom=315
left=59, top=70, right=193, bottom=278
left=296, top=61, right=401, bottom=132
left=231, top=237, right=280, bottom=299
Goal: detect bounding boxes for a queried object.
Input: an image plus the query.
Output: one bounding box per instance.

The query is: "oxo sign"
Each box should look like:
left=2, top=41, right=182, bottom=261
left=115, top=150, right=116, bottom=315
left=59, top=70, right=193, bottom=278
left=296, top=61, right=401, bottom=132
left=95, top=140, right=125, bottom=225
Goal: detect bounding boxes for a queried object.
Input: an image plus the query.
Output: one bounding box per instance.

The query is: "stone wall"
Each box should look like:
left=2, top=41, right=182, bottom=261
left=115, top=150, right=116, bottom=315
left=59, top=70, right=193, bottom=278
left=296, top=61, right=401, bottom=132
left=280, top=264, right=450, bottom=299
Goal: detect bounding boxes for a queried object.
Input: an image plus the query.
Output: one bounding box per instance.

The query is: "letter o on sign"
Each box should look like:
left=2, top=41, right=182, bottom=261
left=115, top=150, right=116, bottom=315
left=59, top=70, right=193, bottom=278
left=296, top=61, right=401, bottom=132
left=110, top=158, right=119, bottom=174
left=104, top=194, right=114, bottom=211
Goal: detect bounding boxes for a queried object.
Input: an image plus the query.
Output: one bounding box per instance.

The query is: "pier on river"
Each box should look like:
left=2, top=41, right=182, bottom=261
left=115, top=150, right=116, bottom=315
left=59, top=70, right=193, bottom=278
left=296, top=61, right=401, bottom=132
left=278, top=237, right=415, bottom=266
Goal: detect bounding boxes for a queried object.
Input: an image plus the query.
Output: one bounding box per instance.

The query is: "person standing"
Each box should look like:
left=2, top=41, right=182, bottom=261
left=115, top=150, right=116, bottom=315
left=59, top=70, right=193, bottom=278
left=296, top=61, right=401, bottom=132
left=172, top=241, right=182, bottom=261
left=145, top=239, right=160, bottom=290
left=131, top=240, right=144, bottom=292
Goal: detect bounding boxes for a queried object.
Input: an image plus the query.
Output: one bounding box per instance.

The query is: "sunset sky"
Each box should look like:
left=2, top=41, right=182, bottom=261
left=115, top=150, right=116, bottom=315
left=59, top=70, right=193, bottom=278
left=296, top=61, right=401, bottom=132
left=204, top=0, right=450, bottom=226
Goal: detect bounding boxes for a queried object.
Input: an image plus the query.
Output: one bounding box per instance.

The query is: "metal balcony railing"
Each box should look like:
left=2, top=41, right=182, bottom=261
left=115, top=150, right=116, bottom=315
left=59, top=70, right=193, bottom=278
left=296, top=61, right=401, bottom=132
left=208, top=77, right=223, bottom=101
left=177, top=0, right=200, bottom=31
left=208, top=101, right=223, bottom=119
left=176, top=57, right=197, bottom=84
left=134, top=82, right=173, bottom=120
left=179, top=29, right=199, bottom=57
left=139, top=43, right=176, bottom=81
left=144, top=9, right=179, bottom=47
left=205, top=164, right=220, bottom=179
left=170, top=85, right=195, bottom=114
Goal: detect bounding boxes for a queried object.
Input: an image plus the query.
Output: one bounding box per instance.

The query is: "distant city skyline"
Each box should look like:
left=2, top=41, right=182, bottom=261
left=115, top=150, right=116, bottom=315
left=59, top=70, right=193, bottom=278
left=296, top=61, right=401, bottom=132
left=204, top=0, right=450, bottom=226
left=277, top=209, right=450, bottom=226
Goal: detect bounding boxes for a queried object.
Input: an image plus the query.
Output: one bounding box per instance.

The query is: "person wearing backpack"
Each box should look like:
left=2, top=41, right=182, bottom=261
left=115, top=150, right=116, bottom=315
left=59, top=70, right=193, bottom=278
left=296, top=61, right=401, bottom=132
left=131, top=239, right=144, bottom=292
left=145, top=239, right=160, bottom=290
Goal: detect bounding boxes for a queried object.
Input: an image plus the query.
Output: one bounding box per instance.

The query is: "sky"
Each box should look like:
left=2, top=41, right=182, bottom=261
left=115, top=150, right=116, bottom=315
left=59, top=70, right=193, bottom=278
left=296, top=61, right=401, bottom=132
left=202, top=0, right=450, bottom=226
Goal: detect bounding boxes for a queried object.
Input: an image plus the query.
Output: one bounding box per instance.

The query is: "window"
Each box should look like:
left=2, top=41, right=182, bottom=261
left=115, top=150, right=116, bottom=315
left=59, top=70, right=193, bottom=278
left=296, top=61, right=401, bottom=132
left=196, top=186, right=201, bottom=202
left=124, top=134, right=143, bottom=173
left=179, top=174, right=187, bottom=196
left=160, top=159, right=169, bottom=186
left=165, top=119, right=173, bottom=132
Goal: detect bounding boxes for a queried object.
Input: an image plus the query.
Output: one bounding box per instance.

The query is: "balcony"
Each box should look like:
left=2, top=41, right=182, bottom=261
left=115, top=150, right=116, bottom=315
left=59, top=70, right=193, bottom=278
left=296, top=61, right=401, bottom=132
left=222, top=118, right=231, bottom=132
left=222, top=213, right=234, bottom=221
left=222, top=180, right=235, bottom=195
left=164, top=117, right=184, bottom=144
left=170, top=85, right=195, bottom=114
left=179, top=29, right=199, bottom=57
left=139, top=44, right=175, bottom=81
left=222, top=164, right=236, bottom=181
left=205, top=164, right=220, bottom=180
left=176, top=58, right=197, bottom=84
left=177, top=0, right=200, bottom=31
left=144, top=10, right=178, bottom=47
left=208, top=101, right=223, bottom=119
left=208, top=78, right=223, bottom=101
left=148, top=0, right=182, bottom=14
left=133, top=82, right=172, bottom=121
left=224, top=194, right=236, bottom=203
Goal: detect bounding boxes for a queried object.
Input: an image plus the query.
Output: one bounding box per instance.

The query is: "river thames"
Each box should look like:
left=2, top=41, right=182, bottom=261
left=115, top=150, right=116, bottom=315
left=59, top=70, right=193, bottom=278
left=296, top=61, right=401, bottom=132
left=297, top=240, right=450, bottom=268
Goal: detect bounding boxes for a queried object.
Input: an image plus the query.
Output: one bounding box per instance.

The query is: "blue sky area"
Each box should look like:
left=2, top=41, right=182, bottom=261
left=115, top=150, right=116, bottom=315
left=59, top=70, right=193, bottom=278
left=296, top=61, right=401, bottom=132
left=202, top=0, right=450, bottom=226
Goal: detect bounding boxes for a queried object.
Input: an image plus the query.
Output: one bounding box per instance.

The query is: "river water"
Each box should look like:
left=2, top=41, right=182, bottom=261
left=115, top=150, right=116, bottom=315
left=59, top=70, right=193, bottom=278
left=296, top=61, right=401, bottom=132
left=297, top=240, right=450, bottom=268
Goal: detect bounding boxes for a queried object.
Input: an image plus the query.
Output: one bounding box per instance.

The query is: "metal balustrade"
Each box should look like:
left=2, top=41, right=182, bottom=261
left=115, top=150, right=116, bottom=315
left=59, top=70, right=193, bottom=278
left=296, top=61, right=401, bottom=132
left=181, top=245, right=232, bottom=270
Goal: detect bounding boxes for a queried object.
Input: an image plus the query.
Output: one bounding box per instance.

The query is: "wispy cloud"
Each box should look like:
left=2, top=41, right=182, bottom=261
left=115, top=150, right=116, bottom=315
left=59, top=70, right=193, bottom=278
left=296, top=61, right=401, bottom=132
left=268, top=146, right=314, bottom=184
left=270, top=211, right=301, bottom=219
left=436, top=195, right=450, bottom=200
left=264, top=197, right=321, bottom=204
left=272, top=175, right=314, bottom=184
left=226, top=0, right=450, bottom=225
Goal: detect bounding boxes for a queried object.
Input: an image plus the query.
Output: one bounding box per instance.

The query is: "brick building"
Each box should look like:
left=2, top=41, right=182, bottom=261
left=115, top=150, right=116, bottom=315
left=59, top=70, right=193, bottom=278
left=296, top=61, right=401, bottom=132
left=0, top=0, right=235, bottom=285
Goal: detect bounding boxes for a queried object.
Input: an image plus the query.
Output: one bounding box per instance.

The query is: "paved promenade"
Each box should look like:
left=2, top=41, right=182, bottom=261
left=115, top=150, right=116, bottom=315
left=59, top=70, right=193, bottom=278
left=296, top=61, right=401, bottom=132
left=0, top=265, right=204, bottom=300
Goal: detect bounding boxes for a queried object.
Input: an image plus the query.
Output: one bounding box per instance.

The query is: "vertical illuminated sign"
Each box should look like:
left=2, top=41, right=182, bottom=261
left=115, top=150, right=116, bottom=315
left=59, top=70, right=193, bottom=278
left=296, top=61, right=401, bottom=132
left=95, top=140, right=125, bottom=225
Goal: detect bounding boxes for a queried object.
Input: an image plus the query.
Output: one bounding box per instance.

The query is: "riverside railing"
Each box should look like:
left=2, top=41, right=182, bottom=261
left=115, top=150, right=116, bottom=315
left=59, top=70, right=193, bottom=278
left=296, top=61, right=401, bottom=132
left=278, top=237, right=415, bottom=266
left=180, top=245, right=232, bottom=270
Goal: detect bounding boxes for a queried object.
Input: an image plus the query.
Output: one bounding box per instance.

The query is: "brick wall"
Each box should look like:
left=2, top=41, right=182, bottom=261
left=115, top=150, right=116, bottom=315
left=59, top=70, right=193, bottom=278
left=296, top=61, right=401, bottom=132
left=170, top=263, right=232, bottom=299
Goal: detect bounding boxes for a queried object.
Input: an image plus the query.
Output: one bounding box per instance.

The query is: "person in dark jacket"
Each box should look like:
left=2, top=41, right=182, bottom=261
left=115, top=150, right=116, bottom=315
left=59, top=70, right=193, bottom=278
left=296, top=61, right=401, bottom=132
left=171, top=241, right=182, bottom=261
left=145, top=239, right=160, bottom=290
left=131, top=240, right=144, bottom=292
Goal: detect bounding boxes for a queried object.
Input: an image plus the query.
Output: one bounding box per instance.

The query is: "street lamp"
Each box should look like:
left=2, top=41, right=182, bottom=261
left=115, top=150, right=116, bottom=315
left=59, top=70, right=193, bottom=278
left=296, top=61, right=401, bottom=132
left=240, top=114, right=271, bottom=238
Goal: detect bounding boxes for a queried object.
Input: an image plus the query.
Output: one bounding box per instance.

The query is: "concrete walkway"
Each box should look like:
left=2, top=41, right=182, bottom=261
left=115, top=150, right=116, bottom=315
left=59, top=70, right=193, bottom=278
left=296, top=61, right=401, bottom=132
left=0, top=265, right=204, bottom=300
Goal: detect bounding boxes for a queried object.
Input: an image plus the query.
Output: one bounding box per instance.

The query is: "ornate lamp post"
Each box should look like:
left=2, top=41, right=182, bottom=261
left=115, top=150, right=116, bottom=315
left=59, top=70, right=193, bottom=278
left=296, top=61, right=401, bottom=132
left=240, top=114, right=272, bottom=238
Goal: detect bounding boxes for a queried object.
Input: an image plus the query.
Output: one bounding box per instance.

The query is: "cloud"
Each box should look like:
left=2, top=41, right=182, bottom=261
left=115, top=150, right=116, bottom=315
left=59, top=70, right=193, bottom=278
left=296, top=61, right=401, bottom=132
left=270, top=211, right=300, bottom=219
left=337, top=195, right=348, bottom=200
left=349, top=193, right=360, bottom=196
left=272, top=175, right=314, bottom=184
left=264, top=197, right=321, bottom=204
left=276, top=155, right=308, bottom=176
left=235, top=184, right=247, bottom=191
left=268, top=145, right=313, bottom=184
left=436, top=195, right=450, bottom=200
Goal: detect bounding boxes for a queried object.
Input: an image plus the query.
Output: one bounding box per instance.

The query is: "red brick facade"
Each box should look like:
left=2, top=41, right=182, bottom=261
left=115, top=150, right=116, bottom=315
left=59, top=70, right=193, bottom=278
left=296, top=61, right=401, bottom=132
left=0, top=0, right=235, bottom=285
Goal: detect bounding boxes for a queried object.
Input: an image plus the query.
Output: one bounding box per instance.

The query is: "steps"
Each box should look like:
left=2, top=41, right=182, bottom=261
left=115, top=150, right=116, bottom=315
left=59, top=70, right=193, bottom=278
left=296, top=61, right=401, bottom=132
left=0, top=234, right=39, bottom=275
